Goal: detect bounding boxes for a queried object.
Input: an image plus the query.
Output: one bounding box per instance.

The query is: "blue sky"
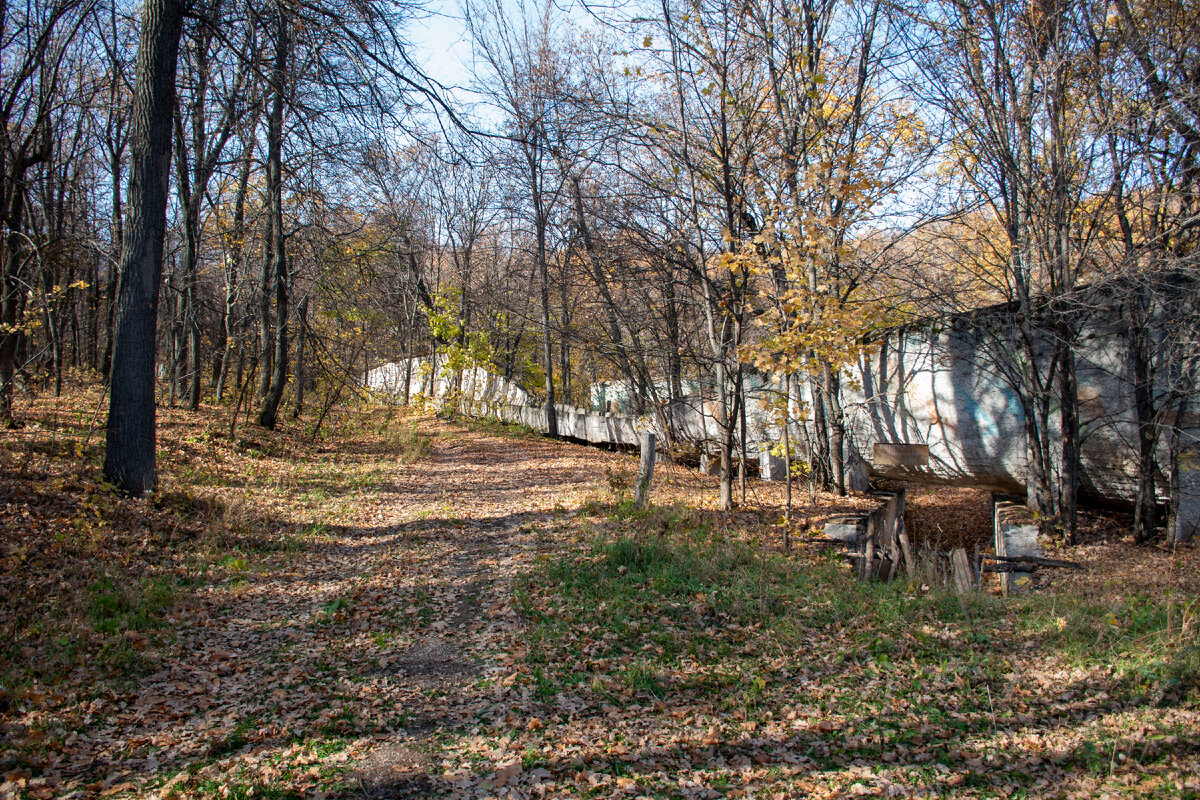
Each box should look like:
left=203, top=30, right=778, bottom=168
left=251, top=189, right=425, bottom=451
left=409, top=0, right=476, bottom=98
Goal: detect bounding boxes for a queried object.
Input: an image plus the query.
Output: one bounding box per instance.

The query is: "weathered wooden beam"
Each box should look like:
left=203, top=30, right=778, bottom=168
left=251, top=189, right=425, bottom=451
left=983, top=554, right=1081, bottom=569
left=982, top=563, right=1036, bottom=574
left=951, top=548, right=975, bottom=593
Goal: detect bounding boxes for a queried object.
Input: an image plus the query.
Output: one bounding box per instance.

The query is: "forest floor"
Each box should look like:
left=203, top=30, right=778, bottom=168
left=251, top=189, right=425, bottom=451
left=1, top=387, right=1199, bottom=800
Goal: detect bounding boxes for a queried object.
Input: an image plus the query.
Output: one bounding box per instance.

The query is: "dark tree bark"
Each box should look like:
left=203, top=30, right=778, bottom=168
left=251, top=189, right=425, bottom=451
left=258, top=218, right=273, bottom=399
left=1129, top=290, right=1159, bottom=542
left=103, top=0, right=185, bottom=495
left=100, top=3, right=129, bottom=383
left=256, top=7, right=290, bottom=430
left=1056, top=327, right=1080, bottom=543
left=569, top=176, right=639, bottom=403
left=663, top=272, right=683, bottom=401
left=0, top=186, right=34, bottom=426
left=0, top=0, right=85, bottom=423
left=824, top=364, right=846, bottom=495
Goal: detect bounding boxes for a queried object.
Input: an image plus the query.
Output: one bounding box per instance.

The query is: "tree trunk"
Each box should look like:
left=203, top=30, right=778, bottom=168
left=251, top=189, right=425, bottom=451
left=809, top=370, right=830, bottom=488
left=87, top=256, right=100, bottom=371
left=539, top=239, right=556, bottom=436
left=215, top=147, right=252, bottom=400
left=664, top=274, right=683, bottom=400
left=0, top=180, right=33, bottom=425
left=1130, top=288, right=1159, bottom=543
left=187, top=309, right=201, bottom=409
left=292, top=294, right=307, bottom=418
left=570, top=177, right=639, bottom=410
left=824, top=363, right=846, bottom=495
left=738, top=367, right=748, bottom=505
left=103, top=0, right=185, bottom=495
left=256, top=9, right=290, bottom=431
left=41, top=268, right=63, bottom=396
left=532, top=150, right=557, bottom=437
left=783, top=374, right=793, bottom=545
left=717, top=359, right=733, bottom=509
left=1056, top=329, right=1080, bottom=543
left=167, top=259, right=184, bottom=405
left=403, top=284, right=418, bottom=406
left=1168, top=396, right=1191, bottom=542
left=102, top=140, right=124, bottom=382
left=1021, top=382, right=1056, bottom=525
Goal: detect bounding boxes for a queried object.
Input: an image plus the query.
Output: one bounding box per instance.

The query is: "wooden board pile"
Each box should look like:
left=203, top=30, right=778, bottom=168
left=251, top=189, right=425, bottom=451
left=946, top=496, right=1080, bottom=593
left=819, top=489, right=914, bottom=581
left=819, top=489, right=1080, bottom=591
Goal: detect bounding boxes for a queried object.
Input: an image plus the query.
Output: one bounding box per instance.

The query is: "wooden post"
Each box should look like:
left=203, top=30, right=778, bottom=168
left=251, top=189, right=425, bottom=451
left=634, top=432, right=656, bottom=509
left=951, top=548, right=974, bottom=594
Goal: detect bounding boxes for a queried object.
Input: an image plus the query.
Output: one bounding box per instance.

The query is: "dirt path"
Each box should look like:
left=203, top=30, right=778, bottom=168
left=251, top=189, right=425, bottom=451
left=341, top=423, right=618, bottom=797
left=5, top=419, right=624, bottom=799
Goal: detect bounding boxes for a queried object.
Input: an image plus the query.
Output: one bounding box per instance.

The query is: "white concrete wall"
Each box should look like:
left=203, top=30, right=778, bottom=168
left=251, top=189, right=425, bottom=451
left=840, top=320, right=1199, bottom=512
left=363, top=339, right=1198, bottom=520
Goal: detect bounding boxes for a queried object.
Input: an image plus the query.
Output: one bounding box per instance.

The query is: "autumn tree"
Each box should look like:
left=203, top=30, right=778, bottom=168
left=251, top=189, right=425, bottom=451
left=908, top=0, right=1114, bottom=540
left=740, top=0, right=928, bottom=494
left=1093, top=0, right=1200, bottom=541
left=465, top=0, right=575, bottom=436
left=170, top=0, right=254, bottom=410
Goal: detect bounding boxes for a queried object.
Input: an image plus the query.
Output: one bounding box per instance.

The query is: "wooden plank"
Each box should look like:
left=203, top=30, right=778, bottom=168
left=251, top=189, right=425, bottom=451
left=877, top=556, right=894, bottom=581
left=983, top=563, right=1036, bottom=573
left=951, top=548, right=974, bottom=593
left=897, top=517, right=915, bottom=577
left=887, top=547, right=902, bottom=581
left=983, top=554, right=1081, bottom=569
left=873, top=443, right=930, bottom=467
left=634, top=432, right=656, bottom=508
left=862, top=534, right=876, bottom=582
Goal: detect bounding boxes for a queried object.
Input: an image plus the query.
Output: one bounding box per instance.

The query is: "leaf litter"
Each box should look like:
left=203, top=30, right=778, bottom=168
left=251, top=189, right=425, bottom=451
left=0, top=392, right=1197, bottom=800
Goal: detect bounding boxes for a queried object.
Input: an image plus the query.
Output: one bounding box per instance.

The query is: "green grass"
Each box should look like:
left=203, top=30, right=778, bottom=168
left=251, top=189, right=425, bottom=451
left=1014, top=591, right=1200, bottom=697
left=509, top=514, right=1198, bottom=797
left=88, top=574, right=176, bottom=634
left=318, top=596, right=353, bottom=625
left=219, top=554, right=249, bottom=572
left=518, top=526, right=863, bottom=687
left=192, top=778, right=303, bottom=800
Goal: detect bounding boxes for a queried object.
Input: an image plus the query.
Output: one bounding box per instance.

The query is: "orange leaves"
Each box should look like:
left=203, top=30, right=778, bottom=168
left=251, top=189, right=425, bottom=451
left=744, top=278, right=891, bottom=380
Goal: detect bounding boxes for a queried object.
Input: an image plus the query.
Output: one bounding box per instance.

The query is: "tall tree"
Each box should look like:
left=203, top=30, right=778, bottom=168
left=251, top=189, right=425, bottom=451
left=103, top=0, right=186, bottom=494
left=256, top=2, right=290, bottom=429
left=172, top=0, right=252, bottom=410
left=466, top=0, right=572, bottom=437
left=910, top=0, right=1108, bottom=540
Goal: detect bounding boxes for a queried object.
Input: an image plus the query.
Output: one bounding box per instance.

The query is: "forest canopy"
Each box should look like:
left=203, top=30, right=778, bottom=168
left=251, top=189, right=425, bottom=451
left=1, top=0, right=1197, bottom=540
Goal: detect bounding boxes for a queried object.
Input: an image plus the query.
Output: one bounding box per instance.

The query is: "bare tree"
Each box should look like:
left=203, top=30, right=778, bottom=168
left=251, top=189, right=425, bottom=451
left=103, top=0, right=185, bottom=493
left=0, top=0, right=91, bottom=425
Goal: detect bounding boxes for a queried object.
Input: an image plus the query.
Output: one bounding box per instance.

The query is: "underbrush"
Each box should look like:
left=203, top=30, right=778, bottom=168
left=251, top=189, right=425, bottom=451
left=453, top=413, right=543, bottom=440
left=1015, top=589, right=1200, bottom=700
